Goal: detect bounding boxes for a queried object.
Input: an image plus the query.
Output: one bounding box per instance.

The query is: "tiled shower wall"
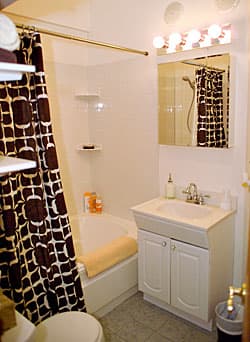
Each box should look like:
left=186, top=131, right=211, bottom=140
left=44, top=54, right=159, bottom=220
left=87, top=56, right=159, bottom=220
left=45, top=59, right=93, bottom=216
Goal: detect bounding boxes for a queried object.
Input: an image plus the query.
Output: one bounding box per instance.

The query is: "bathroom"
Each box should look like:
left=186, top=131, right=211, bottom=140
left=0, top=0, right=249, bottom=340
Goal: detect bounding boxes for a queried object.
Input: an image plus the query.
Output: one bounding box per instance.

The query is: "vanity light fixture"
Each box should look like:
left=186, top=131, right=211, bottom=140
left=153, top=36, right=166, bottom=49
left=153, top=23, right=231, bottom=53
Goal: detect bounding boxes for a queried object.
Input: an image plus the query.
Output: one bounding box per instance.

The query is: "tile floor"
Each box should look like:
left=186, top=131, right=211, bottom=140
left=99, top=292, right=218, bottom=342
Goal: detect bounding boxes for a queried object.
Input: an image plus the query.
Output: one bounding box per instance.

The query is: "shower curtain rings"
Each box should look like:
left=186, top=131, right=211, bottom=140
left=20, top=24, right=37, bottom=39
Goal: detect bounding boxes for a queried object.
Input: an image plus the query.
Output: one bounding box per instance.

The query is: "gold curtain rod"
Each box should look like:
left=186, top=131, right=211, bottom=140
left=15, top=23, right=149, bottom=56
left=182, top=61, right=225, bottom=73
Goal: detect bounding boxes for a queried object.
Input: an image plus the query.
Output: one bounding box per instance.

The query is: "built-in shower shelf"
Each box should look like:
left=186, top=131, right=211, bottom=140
left=0, top=156, right=36, bottom=176
left=75, top=93, right=100, bottom=99
left=0, top=62, right=35, bottom=81
left=76, top=144, right=102, bottom=151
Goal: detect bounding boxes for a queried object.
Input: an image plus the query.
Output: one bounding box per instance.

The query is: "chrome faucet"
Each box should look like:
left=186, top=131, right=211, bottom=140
left=183, top=183, right=198, bottom=202
left=182, top=183, right=209, bottom=205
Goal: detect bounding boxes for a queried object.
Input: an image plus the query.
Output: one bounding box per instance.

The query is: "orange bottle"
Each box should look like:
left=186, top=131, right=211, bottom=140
left=96, top=195, right=103, bottom=214
left=89, top=192, right=97, bottom=213
left=84, top=192, right=91, bottom=213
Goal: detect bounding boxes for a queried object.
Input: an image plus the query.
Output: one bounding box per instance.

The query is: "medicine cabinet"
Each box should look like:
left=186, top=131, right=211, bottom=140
left=158, top=51, right=231, bottom=148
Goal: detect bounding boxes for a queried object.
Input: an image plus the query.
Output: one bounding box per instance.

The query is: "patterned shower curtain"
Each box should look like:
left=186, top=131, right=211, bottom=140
left=0, top=31, right=85, bottom=324
left=195, top=67, right=227, bottom=147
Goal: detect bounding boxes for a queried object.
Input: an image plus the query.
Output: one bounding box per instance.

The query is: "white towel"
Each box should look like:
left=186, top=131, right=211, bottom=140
left=0, top=14, right=20, bottom=51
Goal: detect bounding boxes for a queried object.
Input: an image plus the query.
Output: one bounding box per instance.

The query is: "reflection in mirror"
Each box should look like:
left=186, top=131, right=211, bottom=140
left=158, top=53, right=230, bottom=148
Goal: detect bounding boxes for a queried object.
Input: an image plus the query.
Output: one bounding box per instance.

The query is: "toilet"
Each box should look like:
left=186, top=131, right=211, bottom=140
left=35, top=311, right=105, bottom=342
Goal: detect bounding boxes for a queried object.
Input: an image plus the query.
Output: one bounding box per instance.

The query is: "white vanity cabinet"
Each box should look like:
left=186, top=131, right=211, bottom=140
left=138, top=230, right=170, bottom=303
left=171, top=238, right=209, bottom=321
left=138, top=230, right=209, bottom=322
left=132, top=197, right=235, bottom=331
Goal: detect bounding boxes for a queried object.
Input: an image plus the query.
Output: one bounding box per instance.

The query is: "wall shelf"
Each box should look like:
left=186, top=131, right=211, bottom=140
left=75, top=93, right=100, bottom=99
left=76, top=144, right=102, bottom=151
left=0, top=62, right=35, bottom=81
left=0, top=156, right=36, bottom=176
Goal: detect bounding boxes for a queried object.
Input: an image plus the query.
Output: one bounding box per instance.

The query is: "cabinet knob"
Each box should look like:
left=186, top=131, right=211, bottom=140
left=172, top=244, right=176, bottom=251
left=162, top=241, right=167, bottom=247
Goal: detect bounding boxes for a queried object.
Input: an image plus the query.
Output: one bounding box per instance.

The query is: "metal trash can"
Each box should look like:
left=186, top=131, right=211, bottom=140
left=215, top=301, right=244, bottom=342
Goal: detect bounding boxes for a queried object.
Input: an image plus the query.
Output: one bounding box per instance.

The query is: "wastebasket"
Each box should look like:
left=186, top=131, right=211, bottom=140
left=215, top=301, right=244, bottom=342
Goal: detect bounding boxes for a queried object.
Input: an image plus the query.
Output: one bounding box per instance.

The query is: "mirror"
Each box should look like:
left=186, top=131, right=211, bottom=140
left=158, top=53, right=230, bottom=148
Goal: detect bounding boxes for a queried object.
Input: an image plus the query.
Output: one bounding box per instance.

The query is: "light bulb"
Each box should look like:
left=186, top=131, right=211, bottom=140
left=186, top=29, right=201, bottom=44
left=153, top=36, right=165, bottom=48
left=208, top=24, right=222, bottom=39
left=168, top=32, right=182, bottom=46
left=96, top=102, right=104, bottom=111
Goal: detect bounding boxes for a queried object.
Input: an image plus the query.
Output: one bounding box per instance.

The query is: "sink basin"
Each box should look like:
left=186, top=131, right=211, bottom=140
left=131, top=197, right=234, bottom=230
left=131, top=197, right=235, bottom=249
left=157, top=200, right=212, bottom=219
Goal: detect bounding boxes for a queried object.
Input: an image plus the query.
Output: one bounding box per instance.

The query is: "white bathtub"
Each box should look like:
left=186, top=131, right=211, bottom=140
left=70, top=213, right=138, bottom=317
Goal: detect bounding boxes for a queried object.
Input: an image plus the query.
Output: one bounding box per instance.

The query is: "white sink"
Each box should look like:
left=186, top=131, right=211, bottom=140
left=131, top=197, right=235, bottom=248
left=157, top=200, right=212, bottom=219
left=131, top=197, right=234, bottom=230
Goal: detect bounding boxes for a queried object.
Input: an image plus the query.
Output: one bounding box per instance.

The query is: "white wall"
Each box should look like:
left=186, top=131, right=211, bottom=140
left=7, top=0, right=249, bottom=285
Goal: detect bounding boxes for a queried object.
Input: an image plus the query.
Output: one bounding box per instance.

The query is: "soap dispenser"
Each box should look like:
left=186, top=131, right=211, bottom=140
left=165, top=173, right=176, bottom=199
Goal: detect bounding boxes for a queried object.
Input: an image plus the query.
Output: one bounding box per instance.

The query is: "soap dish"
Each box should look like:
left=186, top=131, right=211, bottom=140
left=76, top=144, right=102, bottom=151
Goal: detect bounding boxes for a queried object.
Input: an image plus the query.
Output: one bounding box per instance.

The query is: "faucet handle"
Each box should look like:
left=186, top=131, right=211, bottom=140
left=182, top=187, right=192, bottom=200
left=182, top=187, right=190, bottom=194
left=197, top=193, right=210, bottom=205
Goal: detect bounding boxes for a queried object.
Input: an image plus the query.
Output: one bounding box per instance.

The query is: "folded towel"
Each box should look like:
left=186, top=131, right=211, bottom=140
left=0, top=14, right=20, bottom=51
left=77, top=236, right=137, bottom=278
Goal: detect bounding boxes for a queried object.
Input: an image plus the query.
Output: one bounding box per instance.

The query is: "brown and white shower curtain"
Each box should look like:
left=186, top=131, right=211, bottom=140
left=196, top=67, right=227, bottom=148
left=0, top=31, right=85, bottom=324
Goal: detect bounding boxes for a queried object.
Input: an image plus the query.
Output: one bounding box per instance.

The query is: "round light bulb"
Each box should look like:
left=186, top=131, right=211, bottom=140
left=153, top=36, right=165, bottom=48
left=168, top=32, right=182, bottom=46
left=186, top=29, right=201, bottom=44
left=208, top=24, right=222, bottom=39
left=96, top=102, right=104, bottom=111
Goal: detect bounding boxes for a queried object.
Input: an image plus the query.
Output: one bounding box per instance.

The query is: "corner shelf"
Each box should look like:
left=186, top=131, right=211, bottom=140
left=75, top=93, right=100, bottom=99
left=0, top=156, right=36, bottom=176
left=0, top=62, right=36, bottom=81
left=76, top=144, right=102, bottom=151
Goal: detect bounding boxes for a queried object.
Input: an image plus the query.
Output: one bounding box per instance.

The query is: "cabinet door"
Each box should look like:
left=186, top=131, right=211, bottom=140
left=138, top=229, right=170, bottom=303
left=171, top=239, right=209, bottom=321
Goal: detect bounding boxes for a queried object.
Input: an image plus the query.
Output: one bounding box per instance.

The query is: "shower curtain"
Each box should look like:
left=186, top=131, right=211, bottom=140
left=196, top=67, right=227, bottom=147
left=0, top=31, right=85, bottom=324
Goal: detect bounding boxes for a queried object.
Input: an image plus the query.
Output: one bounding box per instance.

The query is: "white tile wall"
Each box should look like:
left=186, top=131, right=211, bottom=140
left=87, top=57, right=159, bottom=220
left=45, top=60, right=93, bottom=216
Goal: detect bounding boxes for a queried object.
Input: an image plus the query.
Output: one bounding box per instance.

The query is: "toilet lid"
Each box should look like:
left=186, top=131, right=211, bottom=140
left=35, top=311, right=102, bottom=342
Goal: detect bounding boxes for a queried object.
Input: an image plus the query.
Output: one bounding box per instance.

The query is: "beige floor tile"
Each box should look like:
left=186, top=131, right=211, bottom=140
left=100, top=292, right=217, bottom=342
